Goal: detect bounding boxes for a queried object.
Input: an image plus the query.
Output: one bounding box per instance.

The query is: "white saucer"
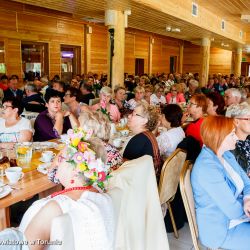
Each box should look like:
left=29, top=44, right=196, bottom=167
left=37, top=163, right=50, bottom=174
left=0, top=185, right=12, bottom=199
left=39, top=157, right=53, bottom=163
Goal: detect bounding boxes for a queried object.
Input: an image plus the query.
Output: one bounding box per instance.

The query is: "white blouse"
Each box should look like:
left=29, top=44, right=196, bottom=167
left=157, top=127, right=185, bottom=159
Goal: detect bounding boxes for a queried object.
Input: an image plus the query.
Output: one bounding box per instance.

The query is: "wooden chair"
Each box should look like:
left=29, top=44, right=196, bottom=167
left=180, top=160, right=200, bottom=250
left=158, top=148, right=187, bottom=238
left=89, top=98, right=100, bottom=106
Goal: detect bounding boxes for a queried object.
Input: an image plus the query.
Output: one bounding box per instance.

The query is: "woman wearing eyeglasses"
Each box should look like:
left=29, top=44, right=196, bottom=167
left=150, top=85, right=166, bottom=106
left=0, top=97, right=33, bottom=148
left=166, top=84, right=185, bottom=104
left=184, top=94, right=207, bottom=147
left=123, top=102, right=162, bottom=181
left=226, top=102, right=250, bottom=176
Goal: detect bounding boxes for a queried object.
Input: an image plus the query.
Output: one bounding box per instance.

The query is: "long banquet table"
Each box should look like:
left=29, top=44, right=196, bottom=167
left=0, top=145, right=62, bottom=230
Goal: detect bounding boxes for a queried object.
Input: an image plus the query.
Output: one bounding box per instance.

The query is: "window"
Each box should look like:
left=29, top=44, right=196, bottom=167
left=0, top=42, right=6, bottom=74
left=21, top=42, right=48, bottom=80
left=61, top=45, right=81, bottom=83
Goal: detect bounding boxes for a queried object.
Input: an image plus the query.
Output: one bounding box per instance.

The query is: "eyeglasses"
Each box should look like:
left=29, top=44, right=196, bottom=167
left=0, top=105, right=13, bottom=110
left=132, top=111, right=144, bottom=118
left=171, top=89, right=177, bottom=92
left=64, top=93, right=71, bottom=97
left=188, top=102, right=197, bottom=107
left=236, top=118, right=250, bottom=121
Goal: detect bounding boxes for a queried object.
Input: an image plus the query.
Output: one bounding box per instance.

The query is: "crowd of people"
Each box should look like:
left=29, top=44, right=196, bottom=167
left=1, top=70, right=250, bottom=249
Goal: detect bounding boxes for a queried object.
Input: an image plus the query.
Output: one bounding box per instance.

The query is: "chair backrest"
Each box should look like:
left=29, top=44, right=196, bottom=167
left=180, top=160, right=199, bottom=250
left=158, top=148, right=187, bottom=204
left=89, top=97, right=100, bottom=106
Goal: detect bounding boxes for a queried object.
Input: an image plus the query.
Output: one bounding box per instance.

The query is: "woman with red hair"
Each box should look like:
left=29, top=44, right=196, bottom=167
left=191, top=116, right=250, bottom=250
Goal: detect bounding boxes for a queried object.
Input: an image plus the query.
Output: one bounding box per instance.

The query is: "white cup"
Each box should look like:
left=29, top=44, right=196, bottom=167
left=5, top=167, right=24, bottom=184
left=113, top=138, right=122, bottom=148
left=42, top=151, right=56, bottom=163
left=120, top=129, right=129, bottom=136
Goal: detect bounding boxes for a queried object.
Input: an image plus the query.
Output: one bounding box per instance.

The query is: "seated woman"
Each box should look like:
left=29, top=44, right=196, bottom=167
left=34, top=92, right=79, bottom=141
left=144, top=84, right=154, bottom=104
left=0, top=129, right=114, bottom=250
left=191, top=115, right=250, bottom=250
left=226, top=102, right=250, bottom=175
left=166, top=84, right=185, bottom=104
left=150, top=85, right=166, bottom=106
left=110, top=86, right=131, bottom=117
left=206, top=91, right=225, bottom=116
left=0, top=97, right=33, bottom=149
left=91, top=86, right=120, bottom=123
left=123, top=101, right=162, bottom=181
left=63, top=87, right=89, bottom=118
left=183, top=94, right=207, bottom=147
left=127, top=86, right=145, bottom=110
left=78, top=111, right=123, bottom=170
left=156, top=104, right=185, bottom=160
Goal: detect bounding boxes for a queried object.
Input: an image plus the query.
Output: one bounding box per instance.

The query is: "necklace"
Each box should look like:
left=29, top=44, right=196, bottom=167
left=51, top=186, right=92, bottom=198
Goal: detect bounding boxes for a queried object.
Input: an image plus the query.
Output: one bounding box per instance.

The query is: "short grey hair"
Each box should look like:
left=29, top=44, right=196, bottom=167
left=25, top=82, right=38, bottom=92
left=225, top=102, right=250, bottom=118
left=100, top=86, right=112, bottom=96
left=225, top=88, right=241, bottom=98
left=189, top=79, right=199, bottom=88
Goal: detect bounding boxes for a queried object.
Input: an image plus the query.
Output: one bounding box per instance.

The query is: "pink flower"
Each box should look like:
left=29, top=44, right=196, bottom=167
left=98, top=171, right=106, bottom=181
left=73, top=152, right=85, bottom=164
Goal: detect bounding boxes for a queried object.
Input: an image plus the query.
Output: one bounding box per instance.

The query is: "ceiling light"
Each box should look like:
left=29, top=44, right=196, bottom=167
left=166, top=26, right=181, bottom=32
left=221, top=43, right=229, bottom=47
left=172, top=28, right=181, bottom=32
left=166, top=26, right=172, bottom=32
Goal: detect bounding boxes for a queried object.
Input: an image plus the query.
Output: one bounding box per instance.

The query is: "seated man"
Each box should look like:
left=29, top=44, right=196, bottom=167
left=80, top=83, right=95, bottom=105
left=4, top=75, right=23, bottom=102
left=22, top=82, right=46, bottom=113
left=33, top=92, right=79, bottom=141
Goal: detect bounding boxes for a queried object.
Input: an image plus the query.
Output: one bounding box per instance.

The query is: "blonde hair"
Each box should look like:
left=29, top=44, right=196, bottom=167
left=78, top=111, right=111, bottom=141
left=136, top=101, right=160, bottom=131
left=100, top=86, right=112, bottom=96
left=134, top=86, right=145, bottom=94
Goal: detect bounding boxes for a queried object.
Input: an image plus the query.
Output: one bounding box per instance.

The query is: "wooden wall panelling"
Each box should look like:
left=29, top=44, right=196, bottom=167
left=209, top=47, right=232, bottom=76
left=183, top=43, right=202, bottom=75
left=5, top=39, right=22, bottom=80
left=49, top=42, right=61, bottom=79
left=152, top=36, right=162, bottom=74
left=134, top=34, right=149, bottom=74
left=124, top=32, right=135, bottom=75
left=90, top=25, right=108, bottom=74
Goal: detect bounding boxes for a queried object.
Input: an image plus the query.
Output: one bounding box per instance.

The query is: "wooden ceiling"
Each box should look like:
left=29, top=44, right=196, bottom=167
left=11, top=0, right=250, bottom=51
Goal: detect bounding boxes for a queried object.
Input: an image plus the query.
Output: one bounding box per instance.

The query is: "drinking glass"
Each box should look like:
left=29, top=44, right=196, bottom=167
left=15, top=142, right=33, bottom=168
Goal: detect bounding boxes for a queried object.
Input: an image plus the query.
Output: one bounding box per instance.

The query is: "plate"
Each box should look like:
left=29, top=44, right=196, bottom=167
left=37, top=163, right=50, bottom=174
left=0, top=185, right=12, bottom=199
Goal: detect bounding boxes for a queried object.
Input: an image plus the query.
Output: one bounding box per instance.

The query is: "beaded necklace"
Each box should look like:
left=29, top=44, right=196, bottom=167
left=50, top=186, right=92, bottom=198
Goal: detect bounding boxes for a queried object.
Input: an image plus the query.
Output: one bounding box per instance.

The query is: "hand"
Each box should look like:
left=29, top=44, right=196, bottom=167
left=182, top=112, right=190, bottom=123
left=54, top=111, right=64, bottom=121
left=244, top=198, right=250, bottom=217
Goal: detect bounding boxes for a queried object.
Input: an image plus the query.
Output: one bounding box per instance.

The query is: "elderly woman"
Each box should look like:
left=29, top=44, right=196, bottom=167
left=150, top=85, right=166, bottom=106
left=156, top=104, right=185, bottom=160
left=191, top=115, right=250, bottom=250
left=166, top=84, right=185, bottom=104
left=184, top=94, right=207, bottom=147
left=78, top=111, right=123, bottom=170
left=128, top=86, right=145, bottom=110
left=123, top=101, right=162, bottom=181
left=91, top=86, right=120, bottom=123
left=206, top=92, right=226, bottom=116
left=144, top=84, right=154, bottom=104
left=0, top=129, right=114, bottom=250
left=0, top=97, right=33, bottom=149
left=224, top=88, right=241, bottom=107
left=226, top=102, right=250, bottom=175
left=110, top=86, right=131, bottom=117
